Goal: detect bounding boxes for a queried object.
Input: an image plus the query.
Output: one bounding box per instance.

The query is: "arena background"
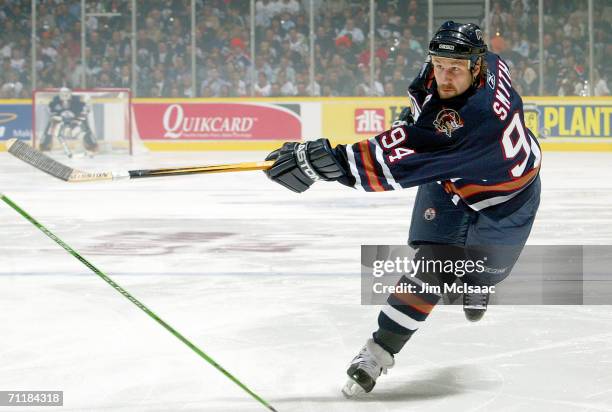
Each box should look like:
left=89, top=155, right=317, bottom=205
left=0, top=0, right=610, bottom=151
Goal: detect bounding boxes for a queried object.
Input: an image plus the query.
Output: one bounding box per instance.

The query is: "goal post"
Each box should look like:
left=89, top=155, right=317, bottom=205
left=32, top=88, right=141, bottom=155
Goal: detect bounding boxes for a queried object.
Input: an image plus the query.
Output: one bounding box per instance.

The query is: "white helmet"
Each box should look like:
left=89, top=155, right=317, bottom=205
left=59, top=87, right=71, bottom=101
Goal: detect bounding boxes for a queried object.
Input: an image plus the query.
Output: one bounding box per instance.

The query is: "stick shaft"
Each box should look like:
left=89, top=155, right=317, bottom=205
left=6, top=138, right=274, bottom=183
left=128, top=161, right=274, bottom=179
left=0, top=194, right=277, bottom=412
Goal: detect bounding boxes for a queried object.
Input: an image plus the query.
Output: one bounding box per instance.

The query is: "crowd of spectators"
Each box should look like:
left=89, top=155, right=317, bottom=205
left=485, top=0, right=611, bottom=96
left=0, top=0, right=609, bottom=98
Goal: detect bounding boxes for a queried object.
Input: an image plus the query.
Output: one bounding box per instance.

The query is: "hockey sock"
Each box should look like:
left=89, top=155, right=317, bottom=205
left=372, top=244, right=464, bottom=354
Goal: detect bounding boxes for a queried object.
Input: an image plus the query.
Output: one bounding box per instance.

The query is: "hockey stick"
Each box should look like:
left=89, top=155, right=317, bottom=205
left=0, top=192, right=278, bottom=412
left=6, top=139, right=274, bottom=183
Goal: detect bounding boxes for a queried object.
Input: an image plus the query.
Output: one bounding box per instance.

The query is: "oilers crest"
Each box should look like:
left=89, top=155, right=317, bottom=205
left=433, top=108, right=464, bottom=137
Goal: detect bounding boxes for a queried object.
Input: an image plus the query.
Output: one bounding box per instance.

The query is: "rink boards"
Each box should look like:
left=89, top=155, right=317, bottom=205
left=1, top=96, right=611, bottom=152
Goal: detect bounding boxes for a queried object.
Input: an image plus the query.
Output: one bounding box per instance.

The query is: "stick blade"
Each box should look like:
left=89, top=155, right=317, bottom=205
left=6, top=138, right=74, bottom=181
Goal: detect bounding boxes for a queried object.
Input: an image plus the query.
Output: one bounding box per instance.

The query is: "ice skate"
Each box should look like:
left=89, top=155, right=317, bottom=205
left=342, top=338, right=394, bottom=397
left=463, top=291, right=490, bottom=322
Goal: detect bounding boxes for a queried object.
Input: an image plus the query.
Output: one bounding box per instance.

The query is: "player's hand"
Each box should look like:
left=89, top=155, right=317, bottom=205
left=264, top=139, right=345, bottom=193
left=391, top=107, right=415, bottom=128
left=409, top=56, right=434, bottom=96
left=408, top=56, right=434, bottom=116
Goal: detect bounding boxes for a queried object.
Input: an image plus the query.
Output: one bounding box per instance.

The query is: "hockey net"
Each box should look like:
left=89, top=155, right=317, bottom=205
left=32, top=88, right=146, bottom=156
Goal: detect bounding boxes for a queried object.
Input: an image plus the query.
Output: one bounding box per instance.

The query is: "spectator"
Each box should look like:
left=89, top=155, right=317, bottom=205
left=594, top=68, right=610, bottom=96
left=306, top=73, right=323, bottom=97
left=10, top=49, right=25, bottom=72
left=267, top=82, right=279, bottom=96
left=97, top=60, right=118, bottom=85
left=1, top=71, right=23, bottom=97
left=390, top=69, right=407, bottom=95
left=151, top=68, right=170, bottom=97
left=336, top=19, right=364, bottom=44
left=254, top=72, right=271, bottom=96
left=255, top=0, right=274, bottom=28
left=200, top=67, right=227, bottom=97
left=229, top=71, right=248, bottom=97
left=286, top=28, right=308, bottom=58
left=277, top=70, right=297, bottom=96
left=279, top=0, right=300, bottom=15
left=400, top=28, right=423, bottom=56
left=118, top=65, right=131, bottom=88
left=296, top=81, right=307, bottom=96
left=355, top=71, right=384, bottom=97
left=518, top=59, right=538, bottom=95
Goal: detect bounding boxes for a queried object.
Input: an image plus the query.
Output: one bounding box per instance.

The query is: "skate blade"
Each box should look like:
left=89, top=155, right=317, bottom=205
left=342, top=379, right=367, bottom=398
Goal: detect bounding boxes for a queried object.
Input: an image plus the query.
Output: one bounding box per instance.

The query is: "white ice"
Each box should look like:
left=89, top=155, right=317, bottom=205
left=1, top=150, right=611, bottom=412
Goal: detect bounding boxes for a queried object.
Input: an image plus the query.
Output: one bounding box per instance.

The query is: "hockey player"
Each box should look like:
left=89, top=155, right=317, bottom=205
left=264, top=21, right=541, bottom=396
left=40, top=87, right=98, bottom=154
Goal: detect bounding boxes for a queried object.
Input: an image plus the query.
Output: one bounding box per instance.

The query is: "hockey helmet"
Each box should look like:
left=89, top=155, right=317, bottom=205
left=59, top=87, right=72, bottom=101
left=429, top=21, right=487, bottom=67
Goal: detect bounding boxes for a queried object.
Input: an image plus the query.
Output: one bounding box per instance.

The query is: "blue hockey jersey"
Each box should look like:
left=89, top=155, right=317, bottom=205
left=48, top=95, right=86, bottom=116
left=335, top=52, right=541, bottom=214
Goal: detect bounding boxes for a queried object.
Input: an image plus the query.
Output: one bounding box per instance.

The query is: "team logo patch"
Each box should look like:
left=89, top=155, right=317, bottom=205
left=487, top=72, right=496, bottom=89
left=433, top=109, right=464, bottom=137
left=475, top=29, right=483, bottom=41
left=424, top=208, right=436, bottom=221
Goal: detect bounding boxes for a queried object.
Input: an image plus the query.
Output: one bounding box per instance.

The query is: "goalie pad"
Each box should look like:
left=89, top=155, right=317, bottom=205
left=72, top=117, right=98, bottom=150
left=40, top=116, right=64, bottom=150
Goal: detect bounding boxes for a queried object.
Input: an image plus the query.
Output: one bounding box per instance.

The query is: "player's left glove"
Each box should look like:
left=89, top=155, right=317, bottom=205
left=264, top=138, right=346, bottom=193
left=391, top=107, right=415, bottom=128
left=408, top=57, right=434, bottom=120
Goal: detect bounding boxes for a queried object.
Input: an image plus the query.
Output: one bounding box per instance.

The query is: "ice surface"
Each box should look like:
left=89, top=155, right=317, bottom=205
left=1, top=151, right=611, bottom=411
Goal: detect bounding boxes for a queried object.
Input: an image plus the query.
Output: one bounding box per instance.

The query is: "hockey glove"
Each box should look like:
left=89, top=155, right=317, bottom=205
left=408, top=57, right=434, bottom=120
left=61, top=111, right=75, bottom=121
left=265, top=139, right=346, bottom=193
left=391, top=107, right=415, bottom=128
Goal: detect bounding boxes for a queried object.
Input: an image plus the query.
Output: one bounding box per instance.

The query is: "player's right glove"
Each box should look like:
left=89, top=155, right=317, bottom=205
left=264, top=138, right=346, bottom=193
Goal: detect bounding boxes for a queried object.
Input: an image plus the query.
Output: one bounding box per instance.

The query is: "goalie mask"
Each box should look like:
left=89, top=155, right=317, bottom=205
left=59, top=87, right=72, bottom=102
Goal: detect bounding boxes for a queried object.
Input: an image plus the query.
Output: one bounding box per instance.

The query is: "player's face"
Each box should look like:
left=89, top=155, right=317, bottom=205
left=432, top=56, right=479, bottom=99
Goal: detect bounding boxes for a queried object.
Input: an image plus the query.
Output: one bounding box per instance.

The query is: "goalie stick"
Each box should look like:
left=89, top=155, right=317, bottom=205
left=6, top=138, right=274, bottom=182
